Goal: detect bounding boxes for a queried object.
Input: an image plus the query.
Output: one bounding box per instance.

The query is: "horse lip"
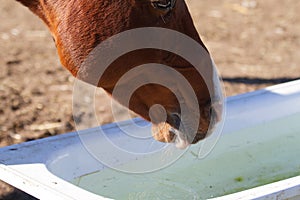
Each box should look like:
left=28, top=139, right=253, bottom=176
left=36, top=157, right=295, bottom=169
left=169, top=127, right=190, bottom=149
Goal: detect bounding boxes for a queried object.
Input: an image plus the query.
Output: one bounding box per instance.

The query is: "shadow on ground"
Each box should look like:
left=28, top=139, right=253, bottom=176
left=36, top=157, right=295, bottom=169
left=223, top=77, right=299, bottom=85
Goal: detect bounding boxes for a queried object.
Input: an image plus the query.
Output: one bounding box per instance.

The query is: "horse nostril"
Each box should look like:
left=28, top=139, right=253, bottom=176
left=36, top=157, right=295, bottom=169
left=210, top=102, right=222, bottom=123
left=170, top=113, right=181, bottom=129
left=209, top=107, right=214, bottom=118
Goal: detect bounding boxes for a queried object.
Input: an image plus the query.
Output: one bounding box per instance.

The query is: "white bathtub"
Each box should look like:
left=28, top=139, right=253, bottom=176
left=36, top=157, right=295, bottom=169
left=1, top=80, right=300, bottom=200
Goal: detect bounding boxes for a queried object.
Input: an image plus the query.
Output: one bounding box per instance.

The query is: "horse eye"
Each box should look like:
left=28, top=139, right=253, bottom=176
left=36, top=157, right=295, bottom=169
left=151, top=0, right=176, bottom=12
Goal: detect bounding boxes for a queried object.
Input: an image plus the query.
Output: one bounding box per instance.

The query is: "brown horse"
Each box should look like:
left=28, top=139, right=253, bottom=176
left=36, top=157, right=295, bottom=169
left=16, top=0, right=220, bottom=148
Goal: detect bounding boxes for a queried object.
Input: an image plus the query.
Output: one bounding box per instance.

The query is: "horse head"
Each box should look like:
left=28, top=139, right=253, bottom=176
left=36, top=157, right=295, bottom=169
left=16, top=0, right=221, bottom=148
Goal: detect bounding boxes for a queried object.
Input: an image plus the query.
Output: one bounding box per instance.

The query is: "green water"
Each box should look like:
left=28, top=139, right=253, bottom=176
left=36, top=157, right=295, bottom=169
left=71, top=113, right=300, bottom=199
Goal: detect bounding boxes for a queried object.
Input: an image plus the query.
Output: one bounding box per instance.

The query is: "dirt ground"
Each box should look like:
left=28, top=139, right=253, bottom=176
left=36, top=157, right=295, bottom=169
left=0, top=0, right=299, bottom=199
